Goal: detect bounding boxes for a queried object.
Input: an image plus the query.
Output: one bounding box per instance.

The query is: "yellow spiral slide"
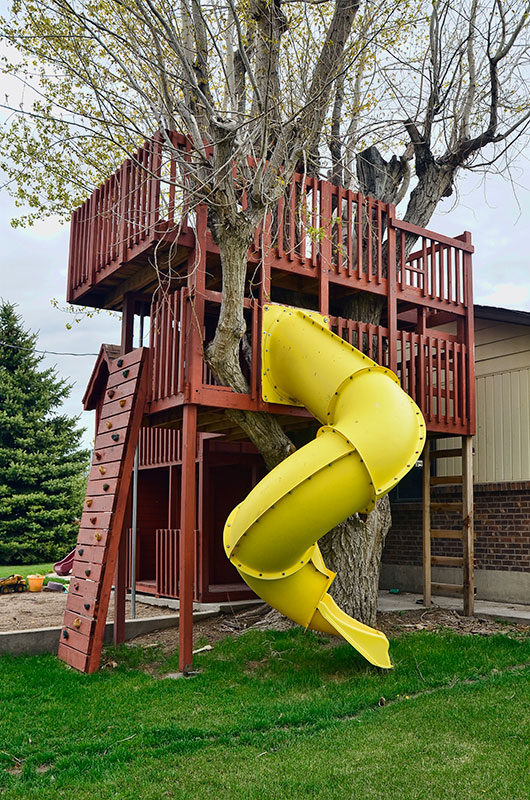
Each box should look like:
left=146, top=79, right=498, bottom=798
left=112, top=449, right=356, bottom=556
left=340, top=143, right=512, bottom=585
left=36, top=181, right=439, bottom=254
left=223, top=305, right=426, bottom=668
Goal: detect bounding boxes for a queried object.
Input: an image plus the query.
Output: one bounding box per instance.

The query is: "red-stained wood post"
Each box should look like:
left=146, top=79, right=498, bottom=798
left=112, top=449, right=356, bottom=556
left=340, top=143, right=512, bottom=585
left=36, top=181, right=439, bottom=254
left=179, top=403, right=197, bottom=674
left=114, top=292, right=136, bottom=645
left=386, top=205, right=398, bottom=374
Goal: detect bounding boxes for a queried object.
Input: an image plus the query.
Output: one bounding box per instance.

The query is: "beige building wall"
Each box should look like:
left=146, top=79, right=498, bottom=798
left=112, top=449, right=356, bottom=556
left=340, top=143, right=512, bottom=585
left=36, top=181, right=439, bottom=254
left=437, top=317, right=530, bottom=482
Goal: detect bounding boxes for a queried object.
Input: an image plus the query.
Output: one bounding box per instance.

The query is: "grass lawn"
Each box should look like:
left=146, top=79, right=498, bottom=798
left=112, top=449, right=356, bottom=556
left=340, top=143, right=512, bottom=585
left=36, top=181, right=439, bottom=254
left=1, top=627, right=529, bottom=799
left=0, top=563, right=54, bottom=580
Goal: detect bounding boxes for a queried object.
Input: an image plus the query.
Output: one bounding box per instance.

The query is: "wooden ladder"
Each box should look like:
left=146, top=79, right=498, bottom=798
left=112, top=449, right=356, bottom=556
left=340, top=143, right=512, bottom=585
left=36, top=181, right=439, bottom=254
left=58, top=348, right=148, bottom=673
left=422, top=435, right=474, bottom=616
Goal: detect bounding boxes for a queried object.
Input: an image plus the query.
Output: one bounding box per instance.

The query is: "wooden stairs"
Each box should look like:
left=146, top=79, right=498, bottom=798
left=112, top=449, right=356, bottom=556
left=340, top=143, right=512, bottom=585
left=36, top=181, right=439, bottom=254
left=422, top=436, right=475, bottom=615
left=58, top=348, right=148, bottom=672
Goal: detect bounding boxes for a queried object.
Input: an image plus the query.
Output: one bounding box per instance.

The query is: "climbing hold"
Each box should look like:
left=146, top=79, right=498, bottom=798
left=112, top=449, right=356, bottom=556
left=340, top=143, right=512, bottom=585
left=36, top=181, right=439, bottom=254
left=74, top=583, right=79, bottom=591
left=117, top=359, right=124, bottom=367
left=95, top=532, right=102, bottom=542
left=107, top=389, right=115, bottom=399
left=78, top=548, right=84, bottom=556
left=73, top=618, right=81, bottom=629
left=106, top=421, right=112, bottom=429
left=103, top=483, right=109, bottom=491
left=95, top=452, right=102, bottom=461
left=85, top=569, right=91, bottom=577
left=90, top=517, right=97, bottom=525
left=86, top=499, right=93, bottom=508
left=119, top=399, right=126, bottom=408
left=62, top=630, right=69, bottom=640
left=99, top=466, right=106, bottom=475
left=84, top=603, right=90, bottom=611
left=111, top=433, right=120, bottom=442
left=122, top=369, right=129, bottom=378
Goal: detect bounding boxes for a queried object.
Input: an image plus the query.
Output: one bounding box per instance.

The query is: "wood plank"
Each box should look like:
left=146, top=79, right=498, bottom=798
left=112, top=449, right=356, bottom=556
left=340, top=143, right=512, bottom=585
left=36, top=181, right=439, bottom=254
left=462, top=434, right=474, bottom=616
left=430, top=448, right=462, bottom=459
left=106, top=361, right=141, bottom=388
left=88, top=461, right=121, bottom=481
left=82, top=494, right=115, bottom=513
left=430, top=502, right=463, bottom=513
left=96, top=429, right=131, bottom=450
left=68, top=577, right=101, bottom=600
left=73, top=545, right=106, bottom=565
left=96, top=410, right=134, bottom=436
left=77, top=528, right=110, bottom=548
left=59, top=626, right=91, bottom=652
left=57, top=643, right=89, bottom=672
left=71, top=561, right=104, bottom=583
left=79, top=510, right=113, bottom=529
left=431, top=529, right=463, bottom=539
left=86, top=477, right=119, bottom=496
left=91, top=444, right=125, bottom=466
left=66, top=594, right=98, bottom=617
left=63, top=609, right=95, bottom=637
left=431, top=556, right=464, bottom=567
left=430, top=475, right=463, bottom=485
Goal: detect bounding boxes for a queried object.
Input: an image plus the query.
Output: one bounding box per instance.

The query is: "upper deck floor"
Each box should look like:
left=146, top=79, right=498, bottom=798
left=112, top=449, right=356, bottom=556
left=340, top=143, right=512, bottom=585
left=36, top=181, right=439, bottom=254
left=66, top=132, right=476, bottom=437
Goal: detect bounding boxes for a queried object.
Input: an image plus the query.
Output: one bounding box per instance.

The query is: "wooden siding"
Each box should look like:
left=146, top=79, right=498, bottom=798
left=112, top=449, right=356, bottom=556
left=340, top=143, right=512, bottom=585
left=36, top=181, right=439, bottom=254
left=438, top=319, right=530, bottom=482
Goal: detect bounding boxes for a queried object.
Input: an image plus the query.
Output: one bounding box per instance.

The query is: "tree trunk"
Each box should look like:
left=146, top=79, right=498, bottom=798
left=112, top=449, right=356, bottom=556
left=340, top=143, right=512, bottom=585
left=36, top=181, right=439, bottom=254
left=319, top=498, right=391, bottom=625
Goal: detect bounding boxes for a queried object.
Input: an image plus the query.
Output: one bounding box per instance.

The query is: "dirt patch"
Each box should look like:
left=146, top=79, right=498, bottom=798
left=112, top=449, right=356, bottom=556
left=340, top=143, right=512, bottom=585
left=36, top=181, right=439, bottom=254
left=0, top=591, right=177, bottom=632
left=123, top=603, right=530, bottom=657
left=377, top=607, right=530, bottom=639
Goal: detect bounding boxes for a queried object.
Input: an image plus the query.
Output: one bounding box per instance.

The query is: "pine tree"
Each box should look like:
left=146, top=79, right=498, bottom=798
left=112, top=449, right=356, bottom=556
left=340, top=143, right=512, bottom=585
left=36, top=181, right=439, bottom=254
left=0, top=301, right=89, bottom=564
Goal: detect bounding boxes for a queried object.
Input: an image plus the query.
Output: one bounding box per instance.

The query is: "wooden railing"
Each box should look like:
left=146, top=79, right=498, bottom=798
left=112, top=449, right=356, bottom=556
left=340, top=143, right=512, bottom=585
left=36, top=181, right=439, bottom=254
left=149, top=288, right=187, bottom=403
left=329, top=316, right=470, bottom=433
left=156, top=529, right=180, bottom=598
left=67, top=132, right=473, bottom=317
left=138, top=427, right=181, bottom=467
left=68, top=131, right=192, bottom=299
left=393, top=220, right=473, bottom=310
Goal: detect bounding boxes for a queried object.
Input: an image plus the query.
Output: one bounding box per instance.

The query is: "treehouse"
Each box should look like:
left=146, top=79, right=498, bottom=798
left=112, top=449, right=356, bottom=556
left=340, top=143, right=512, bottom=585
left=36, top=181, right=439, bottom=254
left=59, top=132, right=476, bottom=674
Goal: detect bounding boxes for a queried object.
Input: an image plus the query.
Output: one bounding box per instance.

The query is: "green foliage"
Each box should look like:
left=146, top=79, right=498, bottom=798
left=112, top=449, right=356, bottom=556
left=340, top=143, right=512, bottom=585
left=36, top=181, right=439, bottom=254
left=0, top=302, right=89, bottom=564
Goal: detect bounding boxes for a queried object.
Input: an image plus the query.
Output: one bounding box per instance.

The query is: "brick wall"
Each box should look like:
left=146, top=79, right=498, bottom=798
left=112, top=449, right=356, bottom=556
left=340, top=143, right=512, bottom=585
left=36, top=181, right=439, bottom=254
left=384, top=481, right=530, bottom=573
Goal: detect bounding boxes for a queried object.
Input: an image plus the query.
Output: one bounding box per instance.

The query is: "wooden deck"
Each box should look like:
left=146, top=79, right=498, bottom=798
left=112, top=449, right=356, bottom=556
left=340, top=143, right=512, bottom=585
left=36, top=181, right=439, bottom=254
left=67, top=132, right=475, bottom=437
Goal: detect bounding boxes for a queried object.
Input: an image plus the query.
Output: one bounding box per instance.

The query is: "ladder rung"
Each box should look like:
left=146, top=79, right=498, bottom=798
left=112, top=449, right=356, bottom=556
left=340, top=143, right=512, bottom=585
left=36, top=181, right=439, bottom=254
left=430, top=448, right=462, bottom=459
left=430, top=475, right=463, bottom=485
left=431, top=502, right=463, bottom=513
left=431, top=582, right=464, bottom=595
left=431, top=529, right=463, bottom=539
left=431, top=556, right=464, bottom=567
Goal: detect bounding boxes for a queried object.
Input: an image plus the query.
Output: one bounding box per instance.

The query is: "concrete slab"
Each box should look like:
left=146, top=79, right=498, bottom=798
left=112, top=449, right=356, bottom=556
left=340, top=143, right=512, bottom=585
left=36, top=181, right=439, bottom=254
left=377, top=590, right=530, bottom=625
left=0, top=609, right=218, bottom=657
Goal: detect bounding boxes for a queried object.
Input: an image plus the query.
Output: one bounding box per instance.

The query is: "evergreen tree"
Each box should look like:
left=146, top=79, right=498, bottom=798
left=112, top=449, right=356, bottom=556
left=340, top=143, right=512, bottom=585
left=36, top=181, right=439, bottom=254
left=0, top=301, right=89, bottom=564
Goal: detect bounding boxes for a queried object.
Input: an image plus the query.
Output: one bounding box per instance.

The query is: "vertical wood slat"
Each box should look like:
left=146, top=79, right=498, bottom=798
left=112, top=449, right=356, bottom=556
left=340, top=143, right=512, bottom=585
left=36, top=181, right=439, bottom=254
left=356, top=192, right=363, bottom=281
left=436, top=338, right=442, bottom=423
left=375, top=202, right=382, bottom=284
left=287, top=176, right=296, bottom=261
left=366, top=197, right=373, bottom=279
left=346, top=189, right=353, bottom=277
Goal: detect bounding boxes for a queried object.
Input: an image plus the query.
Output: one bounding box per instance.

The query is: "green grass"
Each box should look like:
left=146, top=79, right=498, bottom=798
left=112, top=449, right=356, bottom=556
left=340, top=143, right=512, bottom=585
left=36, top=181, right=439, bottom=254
left=1, top=628, right=529, bottom=799
left=0, top=563, right=54, bottom=580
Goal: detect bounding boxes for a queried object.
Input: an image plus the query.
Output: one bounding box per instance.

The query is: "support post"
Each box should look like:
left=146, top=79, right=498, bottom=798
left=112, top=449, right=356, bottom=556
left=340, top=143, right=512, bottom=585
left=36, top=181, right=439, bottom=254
left=179, top=404, right=197, bottom=674
left=462, top=435, right=474, bottom=616
left=422, top=439, right=431, bottom=606
left=114, top=292, right=136, bottom=643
